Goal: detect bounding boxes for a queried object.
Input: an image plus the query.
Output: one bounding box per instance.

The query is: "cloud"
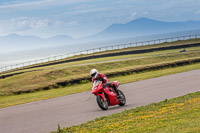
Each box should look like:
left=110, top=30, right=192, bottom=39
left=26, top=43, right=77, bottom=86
left=56, top=7, right=111, bottom=18
left=143, top=11, right=148, bottom=15
left=129, top=12, right=137, bottom=20
left=9, top=17, right=50, bottom=31
left=0, top=17, right=66, bottom=36
left=65, top=21, right=77, bottom=27
left=0, top=0, right=93, bottom=10
left=1, top=0, right=200, bottom=38
left=196, top=10, right=200, bottom=15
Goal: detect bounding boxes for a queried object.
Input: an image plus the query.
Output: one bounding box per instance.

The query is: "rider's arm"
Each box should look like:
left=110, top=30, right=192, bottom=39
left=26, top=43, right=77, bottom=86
left=92, top=78, right=95, bottom=83
left=102, top=74, right=109, bottom=83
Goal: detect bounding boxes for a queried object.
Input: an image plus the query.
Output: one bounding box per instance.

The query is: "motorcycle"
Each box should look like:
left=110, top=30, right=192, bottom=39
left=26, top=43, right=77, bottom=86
left=92, top=80, right=126, bottom=110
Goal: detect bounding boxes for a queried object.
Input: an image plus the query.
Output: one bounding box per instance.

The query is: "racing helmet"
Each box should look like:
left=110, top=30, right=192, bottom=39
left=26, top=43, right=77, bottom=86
left=90, top=69, right=98, bottom=78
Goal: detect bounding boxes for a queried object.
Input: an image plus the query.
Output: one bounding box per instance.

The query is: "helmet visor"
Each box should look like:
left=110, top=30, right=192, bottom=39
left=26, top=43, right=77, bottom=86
left=91, top=72, right=97, bottom=78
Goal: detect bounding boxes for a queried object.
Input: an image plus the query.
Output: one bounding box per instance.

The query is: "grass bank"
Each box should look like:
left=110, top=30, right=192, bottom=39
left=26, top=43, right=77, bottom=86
left=52, top=91, right=200, bottom=133
left=3, top=45, right=200, bottom=78
left=0, top=63, right=200, bottom=108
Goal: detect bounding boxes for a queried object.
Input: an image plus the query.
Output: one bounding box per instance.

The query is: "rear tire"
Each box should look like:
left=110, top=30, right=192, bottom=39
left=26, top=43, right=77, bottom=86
left=118, top=90, right=126, bottom=106
left=97, top=95, right=108, bottom=110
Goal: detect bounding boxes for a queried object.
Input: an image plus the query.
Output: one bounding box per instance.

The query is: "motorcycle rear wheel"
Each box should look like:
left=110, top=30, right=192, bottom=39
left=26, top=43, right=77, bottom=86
left=97, top=95, right=108, bottom=110
left=118, top=90, right=126, bottom=106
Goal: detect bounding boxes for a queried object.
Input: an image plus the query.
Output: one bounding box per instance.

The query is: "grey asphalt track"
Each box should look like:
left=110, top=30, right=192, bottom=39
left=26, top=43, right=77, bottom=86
left=0, top=69, right=200, bottom=133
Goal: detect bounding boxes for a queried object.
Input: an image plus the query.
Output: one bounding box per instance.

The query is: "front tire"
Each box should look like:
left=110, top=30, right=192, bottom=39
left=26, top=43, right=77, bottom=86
left=118, top=90, right=126, bottom=106
left=97, top=95, right=108, bottom=110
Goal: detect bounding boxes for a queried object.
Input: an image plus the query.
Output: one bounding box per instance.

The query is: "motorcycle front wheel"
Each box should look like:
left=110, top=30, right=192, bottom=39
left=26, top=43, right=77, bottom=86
left=97, top=95, right=108, bottom=110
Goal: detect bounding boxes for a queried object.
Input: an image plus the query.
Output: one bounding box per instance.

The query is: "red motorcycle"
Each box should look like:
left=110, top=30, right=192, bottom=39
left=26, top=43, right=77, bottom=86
left=92, top=80, right=126, bottom=110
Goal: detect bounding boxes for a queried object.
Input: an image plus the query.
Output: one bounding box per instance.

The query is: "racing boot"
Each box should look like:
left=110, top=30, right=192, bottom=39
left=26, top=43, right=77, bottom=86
left=112, top=83, right=120, bottom=99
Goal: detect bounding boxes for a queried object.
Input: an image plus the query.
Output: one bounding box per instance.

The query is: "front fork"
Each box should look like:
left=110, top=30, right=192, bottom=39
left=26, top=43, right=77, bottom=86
left=97, top=92, right=106, bottom=101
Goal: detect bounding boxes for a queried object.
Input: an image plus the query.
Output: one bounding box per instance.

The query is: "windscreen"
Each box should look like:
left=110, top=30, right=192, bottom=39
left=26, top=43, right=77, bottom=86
left=93, top=80, right=101, bottom=88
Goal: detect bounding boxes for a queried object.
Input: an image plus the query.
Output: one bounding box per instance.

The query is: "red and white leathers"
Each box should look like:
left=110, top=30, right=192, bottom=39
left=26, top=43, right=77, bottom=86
left=92, top=73, right=117, bottom=90
left=92, top=73, right=109, bottom=85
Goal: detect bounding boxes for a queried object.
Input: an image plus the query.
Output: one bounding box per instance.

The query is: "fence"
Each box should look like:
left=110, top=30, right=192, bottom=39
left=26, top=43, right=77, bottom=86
left=1, top=34, right=200, bottom=73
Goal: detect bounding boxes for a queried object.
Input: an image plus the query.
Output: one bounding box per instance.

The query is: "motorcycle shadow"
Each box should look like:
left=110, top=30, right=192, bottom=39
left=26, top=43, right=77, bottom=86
left=92, top=104, right=134, bottom=112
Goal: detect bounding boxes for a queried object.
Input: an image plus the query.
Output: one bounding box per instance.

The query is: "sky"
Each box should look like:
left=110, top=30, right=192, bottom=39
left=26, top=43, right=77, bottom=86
left=0, top=0, right=200, bottom=38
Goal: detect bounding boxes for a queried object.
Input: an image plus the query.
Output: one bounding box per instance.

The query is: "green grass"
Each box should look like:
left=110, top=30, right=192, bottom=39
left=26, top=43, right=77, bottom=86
left=0, top=49, right=200, bottom=96
left=52, top=91, right=200, bottom=133
left=0, top=62, right=200, bottom=108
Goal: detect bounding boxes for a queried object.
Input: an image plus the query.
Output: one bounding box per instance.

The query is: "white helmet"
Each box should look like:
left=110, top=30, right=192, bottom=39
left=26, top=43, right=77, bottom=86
left=90, top=69, right=98, bottom=78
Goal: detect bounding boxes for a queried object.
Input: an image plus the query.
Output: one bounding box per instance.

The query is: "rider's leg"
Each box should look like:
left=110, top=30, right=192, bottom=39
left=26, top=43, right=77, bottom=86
left=110, top=82, right=119, bottom=97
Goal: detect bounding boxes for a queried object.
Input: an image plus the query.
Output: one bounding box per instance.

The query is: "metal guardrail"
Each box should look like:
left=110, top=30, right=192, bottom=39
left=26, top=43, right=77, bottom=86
left=1, top=34, right=200, bottom=73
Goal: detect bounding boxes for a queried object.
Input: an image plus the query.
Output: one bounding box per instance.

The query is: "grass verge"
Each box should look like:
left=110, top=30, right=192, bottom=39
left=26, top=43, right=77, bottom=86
left=52, top=91, right=200, bottom=133
left=0, top=63, right=200, bottom=108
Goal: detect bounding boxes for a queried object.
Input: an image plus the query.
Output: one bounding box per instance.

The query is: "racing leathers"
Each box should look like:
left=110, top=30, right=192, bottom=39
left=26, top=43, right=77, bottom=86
left=92, top=73, right=118, bottom=94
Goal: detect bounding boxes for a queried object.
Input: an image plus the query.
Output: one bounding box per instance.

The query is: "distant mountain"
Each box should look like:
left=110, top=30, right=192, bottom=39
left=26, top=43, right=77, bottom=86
left=46, top=35, right=73, bottom=43
left=0, top=34, right=73, bottom=53
left=89, top=17, right=200, bottom=40
left=0, top=34, right=73, bottom=42
left=1, top=33, right=40, bottom=40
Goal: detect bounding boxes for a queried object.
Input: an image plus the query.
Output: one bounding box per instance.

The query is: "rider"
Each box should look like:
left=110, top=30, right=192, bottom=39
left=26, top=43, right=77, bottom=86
left=90, top=69, right=119, bottom=96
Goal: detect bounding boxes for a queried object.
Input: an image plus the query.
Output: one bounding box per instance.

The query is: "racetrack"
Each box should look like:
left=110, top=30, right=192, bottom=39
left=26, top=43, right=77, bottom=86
left=0, top=69, right=200, bottom=133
